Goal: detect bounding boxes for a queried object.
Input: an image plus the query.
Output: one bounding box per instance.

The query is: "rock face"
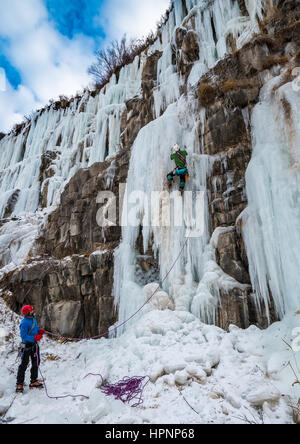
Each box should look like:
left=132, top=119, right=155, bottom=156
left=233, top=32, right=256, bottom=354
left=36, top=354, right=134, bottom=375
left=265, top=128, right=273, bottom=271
left=3, top=190, right=20, bottom=218
left=216, top=228, right=250, bottom=285
left=177, top=29, right=200, bottom=77
left=1, top=252, right=115, bottom=338
left=0, top=52, right=159, bottom=337
left=1, top=149, right=132, bottom=337
left=193, top=0, right=300, bottom=327
left=121, top=51, right=162, bottom=149
left=39, top=150, right=58, bottom=208
left=0, top=0, right=299, bottom=335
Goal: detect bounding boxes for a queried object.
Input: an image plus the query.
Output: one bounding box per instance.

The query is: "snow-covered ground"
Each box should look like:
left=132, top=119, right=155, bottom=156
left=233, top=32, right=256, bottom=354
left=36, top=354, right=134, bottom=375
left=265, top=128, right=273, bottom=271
left=0, top=297, right=298, bottom=425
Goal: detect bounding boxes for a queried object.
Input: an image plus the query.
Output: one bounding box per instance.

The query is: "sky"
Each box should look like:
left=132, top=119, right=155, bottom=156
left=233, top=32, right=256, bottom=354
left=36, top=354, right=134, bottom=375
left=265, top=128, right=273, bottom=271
left=0, top=0, right=170, bottom=133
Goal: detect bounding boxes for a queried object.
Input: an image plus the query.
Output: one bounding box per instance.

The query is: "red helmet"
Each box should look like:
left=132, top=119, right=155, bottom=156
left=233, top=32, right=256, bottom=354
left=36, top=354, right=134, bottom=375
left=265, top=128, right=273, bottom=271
left=21, top=305, right=35, bottom=316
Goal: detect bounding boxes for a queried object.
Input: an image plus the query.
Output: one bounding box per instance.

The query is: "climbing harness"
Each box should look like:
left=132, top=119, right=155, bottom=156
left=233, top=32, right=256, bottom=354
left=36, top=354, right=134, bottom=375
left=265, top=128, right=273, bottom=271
left=18, top=342, right=35, bottom=360
left=175, top=167, right=188, bottom=176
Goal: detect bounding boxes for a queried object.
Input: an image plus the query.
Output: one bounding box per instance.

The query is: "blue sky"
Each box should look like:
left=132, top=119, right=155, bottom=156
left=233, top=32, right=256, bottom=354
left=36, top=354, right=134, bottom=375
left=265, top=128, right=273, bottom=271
left=46, top=0, right=106, bottom=40
left=0, top=0, right=169, bottom=132
left=0, top=52, right=21, bottom=89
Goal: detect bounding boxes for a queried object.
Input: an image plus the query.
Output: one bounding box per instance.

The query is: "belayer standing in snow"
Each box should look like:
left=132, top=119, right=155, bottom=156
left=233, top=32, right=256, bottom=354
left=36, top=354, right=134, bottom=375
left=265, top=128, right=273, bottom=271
left=167, top=144, right=189, bottom=195
left=16, top=305, right=45, bottom=393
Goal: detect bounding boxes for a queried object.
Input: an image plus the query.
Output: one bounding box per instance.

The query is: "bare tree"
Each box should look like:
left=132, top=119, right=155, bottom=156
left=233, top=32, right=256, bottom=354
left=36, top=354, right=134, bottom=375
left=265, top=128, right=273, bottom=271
left=89, top=34, right=148, bottom=87
left=88, top=1, right=173, bottom=89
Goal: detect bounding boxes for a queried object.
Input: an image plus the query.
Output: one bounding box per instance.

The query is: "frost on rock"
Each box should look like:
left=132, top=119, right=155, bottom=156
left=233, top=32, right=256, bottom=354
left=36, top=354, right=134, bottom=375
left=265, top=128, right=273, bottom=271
left=0, top=214, right=45, bottom=278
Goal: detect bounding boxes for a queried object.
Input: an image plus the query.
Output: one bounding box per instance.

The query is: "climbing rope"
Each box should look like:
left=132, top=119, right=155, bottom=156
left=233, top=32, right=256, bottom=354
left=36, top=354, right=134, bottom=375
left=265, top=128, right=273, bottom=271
left=84, top=374, right=150, bottom=407
left=13, top=236, right=190, bottom=406
left=45, top=235, right=190, bottom=342
left=0, top=394, right=17, bottom=424
left=35, top=345, right=89, bottom=400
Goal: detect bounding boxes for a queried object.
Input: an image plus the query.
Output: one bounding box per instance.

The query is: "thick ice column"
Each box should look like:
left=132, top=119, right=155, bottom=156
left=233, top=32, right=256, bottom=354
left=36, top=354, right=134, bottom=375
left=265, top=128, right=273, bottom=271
left=112, top=0, right=268, bottom=334
left=113, top=95, right=214, bottom=334
left=243, top=77, right=300, bottom=320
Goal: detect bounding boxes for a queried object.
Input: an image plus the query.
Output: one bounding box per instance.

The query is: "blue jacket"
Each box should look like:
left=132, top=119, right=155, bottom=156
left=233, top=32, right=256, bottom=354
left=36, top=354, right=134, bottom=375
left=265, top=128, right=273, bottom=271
left=20, top=316, right=40, bottom=344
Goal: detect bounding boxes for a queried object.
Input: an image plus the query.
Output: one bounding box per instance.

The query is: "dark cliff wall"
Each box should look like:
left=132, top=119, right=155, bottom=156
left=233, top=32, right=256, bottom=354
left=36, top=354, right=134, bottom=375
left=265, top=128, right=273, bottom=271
left=1, top=1, right=300, bottom=336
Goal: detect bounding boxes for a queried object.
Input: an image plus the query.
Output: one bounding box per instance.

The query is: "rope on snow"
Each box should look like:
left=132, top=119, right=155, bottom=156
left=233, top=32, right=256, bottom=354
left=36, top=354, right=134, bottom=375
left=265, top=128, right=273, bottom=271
left=84, top=373, right=150, bottom=407
left=13, top=236, right=190, bottom=406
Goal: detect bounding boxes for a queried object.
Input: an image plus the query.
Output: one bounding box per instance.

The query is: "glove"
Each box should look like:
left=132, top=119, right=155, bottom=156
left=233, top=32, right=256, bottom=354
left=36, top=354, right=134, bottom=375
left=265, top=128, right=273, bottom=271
left=34, top=334, right=43, bottom=342
left=39, top=329, right=46, bottom=335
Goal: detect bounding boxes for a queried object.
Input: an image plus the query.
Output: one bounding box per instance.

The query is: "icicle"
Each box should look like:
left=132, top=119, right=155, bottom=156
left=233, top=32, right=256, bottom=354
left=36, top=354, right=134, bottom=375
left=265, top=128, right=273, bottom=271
left=0, top=0, right=268, bottom=326
left=243, top=75, right=300, bottom=320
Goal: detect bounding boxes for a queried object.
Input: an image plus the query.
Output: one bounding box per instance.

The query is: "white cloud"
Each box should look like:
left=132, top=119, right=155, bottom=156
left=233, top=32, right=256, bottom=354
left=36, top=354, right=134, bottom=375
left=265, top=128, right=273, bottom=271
left=8, top=27, right=95, bottom=102
left=0, top=82, right=39, bottom=133
left=0, top=0, right=95, bottom=132
left=98, top=0, right=171, bottom=40
left=0, top=0, right=47, bottom=36
left=0, top=0, right=171, bottom=133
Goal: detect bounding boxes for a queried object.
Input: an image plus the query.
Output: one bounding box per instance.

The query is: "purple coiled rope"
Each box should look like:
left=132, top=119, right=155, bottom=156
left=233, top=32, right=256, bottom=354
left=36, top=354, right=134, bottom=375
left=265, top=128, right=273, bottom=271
left=36, top=346, right=150, bottom=405
left=84, top=374, right=150, bottom=407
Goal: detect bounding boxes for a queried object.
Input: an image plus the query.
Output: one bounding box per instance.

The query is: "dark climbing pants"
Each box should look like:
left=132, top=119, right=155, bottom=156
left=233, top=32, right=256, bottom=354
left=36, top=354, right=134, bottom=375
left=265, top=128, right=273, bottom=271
left=167, top=168, right=188, bottom=191
left=17, top=343, right=40, bottom=385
